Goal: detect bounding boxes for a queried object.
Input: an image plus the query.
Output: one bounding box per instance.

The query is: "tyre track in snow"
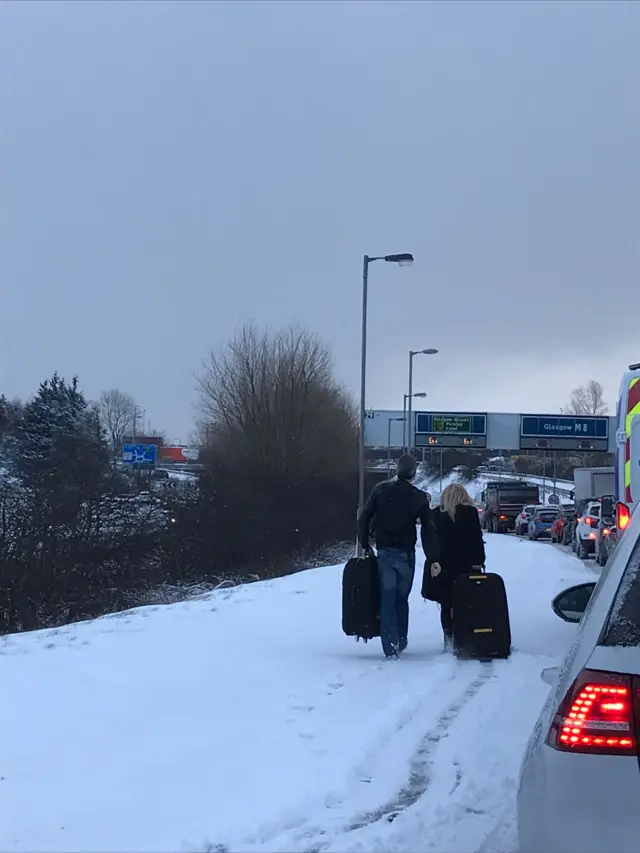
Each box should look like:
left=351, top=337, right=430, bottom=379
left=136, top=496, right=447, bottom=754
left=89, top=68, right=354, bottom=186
left=353, top=654, right=544, bottom=853
left=232, top=660, right=493, bottom=853
left=341, top=666, right=493, bottom=834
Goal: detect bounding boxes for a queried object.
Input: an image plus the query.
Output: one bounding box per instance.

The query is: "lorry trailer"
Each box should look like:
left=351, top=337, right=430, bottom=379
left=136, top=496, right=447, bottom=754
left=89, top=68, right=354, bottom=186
left=482, top=481, right=540, bottom=534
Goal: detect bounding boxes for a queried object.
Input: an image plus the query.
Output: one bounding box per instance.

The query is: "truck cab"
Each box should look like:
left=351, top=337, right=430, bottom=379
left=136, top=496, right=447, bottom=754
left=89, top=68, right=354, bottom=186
left=615, top=363, right=640, bottom=534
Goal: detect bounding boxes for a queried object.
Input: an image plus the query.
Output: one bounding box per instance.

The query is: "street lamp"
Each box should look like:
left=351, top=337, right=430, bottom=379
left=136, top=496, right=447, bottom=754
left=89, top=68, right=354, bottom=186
left=387, top=416, right=405, bottom=477
left=407, top=348, right=438, bottom=456
left=357, top=252, right=414, bottom=556
left=403, top=392, right=426, bottom=450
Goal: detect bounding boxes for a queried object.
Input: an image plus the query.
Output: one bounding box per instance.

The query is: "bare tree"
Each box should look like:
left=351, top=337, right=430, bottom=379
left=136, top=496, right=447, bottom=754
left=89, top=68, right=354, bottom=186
left=99, top=389, right=137, bottom=455
left=195, top=321, right=357, bottom=477
left=565, top=380, right=608, bottom=416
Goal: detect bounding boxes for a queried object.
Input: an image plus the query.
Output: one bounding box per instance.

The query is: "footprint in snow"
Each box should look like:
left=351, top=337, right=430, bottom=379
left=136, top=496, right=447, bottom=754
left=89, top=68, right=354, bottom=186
left=285, top=703, right=315, bottom=724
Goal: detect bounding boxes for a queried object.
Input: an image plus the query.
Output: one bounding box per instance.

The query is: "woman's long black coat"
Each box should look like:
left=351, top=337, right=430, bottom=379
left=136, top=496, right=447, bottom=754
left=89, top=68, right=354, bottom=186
left=421, top=504, right=486, bottom=601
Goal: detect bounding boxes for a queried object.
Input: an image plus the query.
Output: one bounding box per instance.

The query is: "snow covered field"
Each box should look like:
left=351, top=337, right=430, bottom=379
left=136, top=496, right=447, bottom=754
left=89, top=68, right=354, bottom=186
left=1, top=535, right=593, bottom=853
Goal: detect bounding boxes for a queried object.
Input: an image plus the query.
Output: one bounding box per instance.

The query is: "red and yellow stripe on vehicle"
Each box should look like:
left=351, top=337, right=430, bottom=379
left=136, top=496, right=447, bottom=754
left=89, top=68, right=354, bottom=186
left=625, top=377, right=640, bottom=502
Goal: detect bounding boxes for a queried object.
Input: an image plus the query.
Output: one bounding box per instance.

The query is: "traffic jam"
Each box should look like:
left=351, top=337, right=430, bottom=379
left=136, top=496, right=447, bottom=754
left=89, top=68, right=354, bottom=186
left=513, top=495, right=628, bottom=568
left=480, top=363, right=640, bottom=570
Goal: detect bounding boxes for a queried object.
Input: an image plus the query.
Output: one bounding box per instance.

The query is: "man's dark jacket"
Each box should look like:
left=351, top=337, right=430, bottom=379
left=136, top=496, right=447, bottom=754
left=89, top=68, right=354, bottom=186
left=357, top=478, right=440, bottom=559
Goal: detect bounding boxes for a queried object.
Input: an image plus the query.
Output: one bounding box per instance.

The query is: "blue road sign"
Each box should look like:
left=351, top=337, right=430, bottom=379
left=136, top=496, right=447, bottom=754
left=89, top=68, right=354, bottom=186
left=520, top=415, right=609, bottom=440
left=122, top=443, right=157, bottom=466
left=415, top=412, right=487, bottom=436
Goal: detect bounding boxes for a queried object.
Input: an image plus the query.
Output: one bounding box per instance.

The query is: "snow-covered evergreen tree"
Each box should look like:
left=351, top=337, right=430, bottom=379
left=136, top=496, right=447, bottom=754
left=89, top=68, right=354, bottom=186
left=0, top=394, right=24, bottom=469
left=0, top=395, right=9, bottom=439
left=16, top=373, right=110, bottom=512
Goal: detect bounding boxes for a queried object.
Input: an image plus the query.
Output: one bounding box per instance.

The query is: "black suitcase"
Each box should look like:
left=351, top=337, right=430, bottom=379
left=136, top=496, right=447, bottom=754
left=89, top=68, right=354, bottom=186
left=451, top=571, right=511, bottom=660
left=342, top=553, right=381, bottom=641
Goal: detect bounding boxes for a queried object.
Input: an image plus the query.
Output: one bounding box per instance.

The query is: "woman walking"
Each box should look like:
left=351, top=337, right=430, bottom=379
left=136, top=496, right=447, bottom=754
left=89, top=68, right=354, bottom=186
left=422, top=483, right=485, bottom=650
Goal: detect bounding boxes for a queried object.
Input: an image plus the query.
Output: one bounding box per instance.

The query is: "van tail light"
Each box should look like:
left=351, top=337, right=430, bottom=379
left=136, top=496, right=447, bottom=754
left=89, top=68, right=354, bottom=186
left=521, top=512, right=527, bottom=519
left=603, top=528, right=611, bottom=537
left=547, top=669, right=638, bottom=755
left=617, top=502, right=631, bottom=532
left=499, top=514, right=508, bottom=521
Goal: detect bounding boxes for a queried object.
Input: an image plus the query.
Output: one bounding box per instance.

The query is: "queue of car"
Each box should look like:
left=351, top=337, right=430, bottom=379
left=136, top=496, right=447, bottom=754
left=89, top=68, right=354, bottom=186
left=513, top=495, right=621, bottom=568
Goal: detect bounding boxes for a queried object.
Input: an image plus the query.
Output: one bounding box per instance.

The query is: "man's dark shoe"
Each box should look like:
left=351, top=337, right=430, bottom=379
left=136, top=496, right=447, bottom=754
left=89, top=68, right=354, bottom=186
left=399, top=640, right=408, bottom=653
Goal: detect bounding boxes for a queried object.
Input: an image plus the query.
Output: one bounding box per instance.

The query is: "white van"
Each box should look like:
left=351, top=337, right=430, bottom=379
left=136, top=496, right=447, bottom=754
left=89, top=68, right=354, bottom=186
left=615, top=363, right=640, bottom=531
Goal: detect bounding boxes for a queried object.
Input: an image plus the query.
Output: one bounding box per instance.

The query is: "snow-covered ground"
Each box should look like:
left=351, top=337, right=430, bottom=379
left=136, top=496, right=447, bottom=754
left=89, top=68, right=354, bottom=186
left=1, top=534, right=592, bottom=853
left=499, top=472, right=573, bottom=491
left=375, top=464, right=573, bottom=506
left=476, top=472, right=574, bottom=503
left=419, top=471, right=573, bottom=507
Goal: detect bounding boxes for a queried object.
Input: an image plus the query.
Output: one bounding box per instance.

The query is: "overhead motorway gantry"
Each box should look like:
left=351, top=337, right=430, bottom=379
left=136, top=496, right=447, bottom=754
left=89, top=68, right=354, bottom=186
left=518, top=413, right=610, bottom=452
left=414, top=412, right=488, bottom=449
left=365, top=410, right=616, bottom=454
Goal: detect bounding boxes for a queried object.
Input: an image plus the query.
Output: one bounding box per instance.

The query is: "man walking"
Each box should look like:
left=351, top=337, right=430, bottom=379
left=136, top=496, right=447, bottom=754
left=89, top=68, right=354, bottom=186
left=357, top=454, right=440, bottom=659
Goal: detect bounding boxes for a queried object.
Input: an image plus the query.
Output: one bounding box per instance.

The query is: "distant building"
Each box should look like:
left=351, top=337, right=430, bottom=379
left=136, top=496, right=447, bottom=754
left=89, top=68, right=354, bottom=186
left=122, top=435, right=165, bottom=447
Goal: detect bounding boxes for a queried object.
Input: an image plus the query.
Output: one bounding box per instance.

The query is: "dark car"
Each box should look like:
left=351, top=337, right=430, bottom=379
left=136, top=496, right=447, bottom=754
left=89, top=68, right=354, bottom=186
left=527, top=507, right=558, bottom=541
left=561, top=508, right=577, bottom=545
left=596, top=523, right=618, bottom=566
left=595, top=495, right=617, bottom=566
left=551, top=505, right=575, bottom=544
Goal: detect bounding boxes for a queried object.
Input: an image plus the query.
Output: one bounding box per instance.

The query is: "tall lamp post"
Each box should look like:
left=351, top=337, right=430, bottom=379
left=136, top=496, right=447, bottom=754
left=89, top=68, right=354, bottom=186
left=403, top=391, right=427, bottom=450
left=407, top=348, right=438, bottom=456
left=387, top=416, right=405, bottom=477
left=357, top=252, right=414, bottom=556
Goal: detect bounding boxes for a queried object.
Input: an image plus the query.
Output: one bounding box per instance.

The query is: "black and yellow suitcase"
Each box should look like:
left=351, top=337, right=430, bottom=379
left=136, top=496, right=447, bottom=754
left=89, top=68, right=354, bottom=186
left=451, top=570, right=511, bottom=660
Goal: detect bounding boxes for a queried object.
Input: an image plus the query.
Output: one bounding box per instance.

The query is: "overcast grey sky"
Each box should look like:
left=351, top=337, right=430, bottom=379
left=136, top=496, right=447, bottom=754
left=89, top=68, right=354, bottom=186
left=2, top=0, right=639, bottom=441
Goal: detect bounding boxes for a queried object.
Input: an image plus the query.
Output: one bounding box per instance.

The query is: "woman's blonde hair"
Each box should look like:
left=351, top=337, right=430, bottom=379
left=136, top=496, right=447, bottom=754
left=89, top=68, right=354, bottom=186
left=440, top=482, right=475, bottom=521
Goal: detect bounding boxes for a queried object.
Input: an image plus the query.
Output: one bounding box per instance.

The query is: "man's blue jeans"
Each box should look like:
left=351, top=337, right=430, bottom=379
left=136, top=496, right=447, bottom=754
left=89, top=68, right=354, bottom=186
left=377, top=548, right=416, bottom=656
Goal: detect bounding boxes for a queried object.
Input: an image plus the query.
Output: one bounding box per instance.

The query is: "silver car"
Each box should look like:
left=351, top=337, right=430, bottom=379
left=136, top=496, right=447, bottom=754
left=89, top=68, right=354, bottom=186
left=514, top=504, right=539, bottom=536
left=517, top=505, right=640, bottom=853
